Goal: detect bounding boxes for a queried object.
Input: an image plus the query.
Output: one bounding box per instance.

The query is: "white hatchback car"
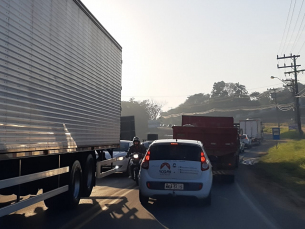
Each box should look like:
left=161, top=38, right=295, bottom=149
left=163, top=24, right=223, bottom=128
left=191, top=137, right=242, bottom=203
left=139, top=139, right=213, bottom=206
left=103, top=140, right=133, bottom=174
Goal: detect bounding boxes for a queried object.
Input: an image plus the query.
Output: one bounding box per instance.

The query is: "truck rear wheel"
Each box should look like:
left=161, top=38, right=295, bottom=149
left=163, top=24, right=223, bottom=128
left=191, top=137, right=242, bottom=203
left=82, top=154, right=95, bottom=197
left=67, top=160, right=82, bottom=209
left=44, top=160, right=83, bottom=210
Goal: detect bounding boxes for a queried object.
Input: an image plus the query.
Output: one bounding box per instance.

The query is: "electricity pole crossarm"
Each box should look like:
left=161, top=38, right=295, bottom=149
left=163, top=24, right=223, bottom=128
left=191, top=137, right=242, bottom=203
left=277, top=64, right=301, bottom=69
left=284, top=69, right=305, bottom=74
left=277, top=54, right=300, bottom=59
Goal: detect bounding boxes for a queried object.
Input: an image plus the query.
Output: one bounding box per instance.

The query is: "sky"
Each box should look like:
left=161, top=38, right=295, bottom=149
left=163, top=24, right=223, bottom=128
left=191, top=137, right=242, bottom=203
left=82, top=0, right=305, bottom=111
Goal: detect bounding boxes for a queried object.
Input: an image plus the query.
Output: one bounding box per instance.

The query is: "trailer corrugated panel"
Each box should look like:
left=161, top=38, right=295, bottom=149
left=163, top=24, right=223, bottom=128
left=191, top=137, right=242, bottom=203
left=0, top=0, right=122, bottom=153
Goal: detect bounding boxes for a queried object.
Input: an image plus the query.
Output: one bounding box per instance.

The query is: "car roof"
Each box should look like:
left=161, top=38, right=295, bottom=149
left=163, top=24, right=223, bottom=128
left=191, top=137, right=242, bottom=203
left=120, top=140, right=133, bottom=143
left=151, top=139, right=202, bottom=146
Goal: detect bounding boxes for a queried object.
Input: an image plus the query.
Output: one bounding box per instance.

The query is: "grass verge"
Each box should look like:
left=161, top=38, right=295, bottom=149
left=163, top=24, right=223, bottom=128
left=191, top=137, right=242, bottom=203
left=256, top=140, right=305, bottom=199
left=263, top=123, right=305, bottom=139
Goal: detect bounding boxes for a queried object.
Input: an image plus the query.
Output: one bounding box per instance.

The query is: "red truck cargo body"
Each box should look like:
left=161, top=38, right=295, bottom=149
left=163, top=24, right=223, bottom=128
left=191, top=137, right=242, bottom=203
left=182, top=115, right=234, bottom=128
left=172, top=126, right=239, bottom=157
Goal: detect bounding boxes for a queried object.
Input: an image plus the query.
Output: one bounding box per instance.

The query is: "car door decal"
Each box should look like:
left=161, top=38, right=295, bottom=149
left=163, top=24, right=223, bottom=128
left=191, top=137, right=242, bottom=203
left=159, top=162, right=171, bottom=174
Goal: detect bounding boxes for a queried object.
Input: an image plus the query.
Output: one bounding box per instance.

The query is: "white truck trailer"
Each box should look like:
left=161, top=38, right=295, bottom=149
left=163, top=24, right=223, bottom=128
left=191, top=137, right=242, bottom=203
left=239, top=119, right=263, bottom=145
left=0, top=0, right=122, bottom=217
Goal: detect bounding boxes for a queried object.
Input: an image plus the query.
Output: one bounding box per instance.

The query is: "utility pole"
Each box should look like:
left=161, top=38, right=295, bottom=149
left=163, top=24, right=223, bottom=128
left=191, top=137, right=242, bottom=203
left=277, top=54, right=304, bottom=136
left=285, top=79, right=297, bottom=124
left=268, top=88, right=280, bottom=128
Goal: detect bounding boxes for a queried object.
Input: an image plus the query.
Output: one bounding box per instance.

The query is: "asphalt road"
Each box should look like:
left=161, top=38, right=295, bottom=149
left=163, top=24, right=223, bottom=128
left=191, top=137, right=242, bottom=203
left=1, top=142, right=305, bottom=229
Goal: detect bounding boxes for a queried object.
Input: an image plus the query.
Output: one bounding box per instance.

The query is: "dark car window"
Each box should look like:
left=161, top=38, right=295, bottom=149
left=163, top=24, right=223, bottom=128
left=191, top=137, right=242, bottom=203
left=114, top=142, right=130, bottom=151
left=149, top=144, right=201, bottom=161
left=142, top=141, right=152, bottom=149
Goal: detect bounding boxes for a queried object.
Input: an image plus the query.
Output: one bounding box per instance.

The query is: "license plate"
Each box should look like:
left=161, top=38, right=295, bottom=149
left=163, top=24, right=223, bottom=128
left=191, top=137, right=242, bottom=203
left=164, top=183, right=184, bottom=190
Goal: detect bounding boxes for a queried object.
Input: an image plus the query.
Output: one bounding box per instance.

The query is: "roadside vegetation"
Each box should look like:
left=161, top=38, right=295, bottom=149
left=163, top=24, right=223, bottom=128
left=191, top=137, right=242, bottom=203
left=257, top=139, right=305, bottom=199
left=263, top=123, right=305, bottom=139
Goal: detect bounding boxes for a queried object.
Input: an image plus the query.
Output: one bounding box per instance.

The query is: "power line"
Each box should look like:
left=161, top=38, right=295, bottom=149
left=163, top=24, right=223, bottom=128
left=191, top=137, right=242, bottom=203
left=297, top=35, right=305, bottom=53
left=122, top=83, right=284, bottom=99
left=292, top=6, right=305, bottom=52
left=282, top=0, right=297, bottom=54
left=121, top=95, right=189, bottom=98
left=247, top=83, right=283, bottom=91
left=293, top=16, right=305, bottom=53
left=278, top=0, right=294, bottom=55
left=161, top=103, right=300, bottom=119
left=288, top=0, right=305, bottom=53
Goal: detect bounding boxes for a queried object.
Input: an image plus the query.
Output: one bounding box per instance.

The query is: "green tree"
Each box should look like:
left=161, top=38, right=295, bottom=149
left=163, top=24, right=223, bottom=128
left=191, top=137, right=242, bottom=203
left=250, top=91, right=260, bottom=100
left=140, top=99, right=163, bottom=120
left=211, top=81, right=228, bottom=97
left=224, top=83, right=237, bottom=96
left=234, top=83, right=248, bottom=97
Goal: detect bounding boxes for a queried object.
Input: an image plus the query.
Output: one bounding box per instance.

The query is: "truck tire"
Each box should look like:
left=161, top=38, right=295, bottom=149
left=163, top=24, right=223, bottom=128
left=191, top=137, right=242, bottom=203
left=44, top=160, right=83, bottom=210
left=139, top=191, right=149, bottom=206
left=82, top=154, right=95, bottom=197
left=67, top=160, right=82, bottom=209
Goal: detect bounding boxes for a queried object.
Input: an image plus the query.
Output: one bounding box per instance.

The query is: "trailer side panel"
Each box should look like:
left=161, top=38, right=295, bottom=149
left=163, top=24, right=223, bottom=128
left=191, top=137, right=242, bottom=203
left=0, top=0, right=122, bottom=154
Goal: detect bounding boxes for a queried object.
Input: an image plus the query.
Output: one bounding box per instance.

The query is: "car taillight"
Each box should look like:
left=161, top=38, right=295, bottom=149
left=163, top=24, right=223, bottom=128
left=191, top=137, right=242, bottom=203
left=201, top=152, right=209, bottom=171
left=141, top=151, right=150, bottom=169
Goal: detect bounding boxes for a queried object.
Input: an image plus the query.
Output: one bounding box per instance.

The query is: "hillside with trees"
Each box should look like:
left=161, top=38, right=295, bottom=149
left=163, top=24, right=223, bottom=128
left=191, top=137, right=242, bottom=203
left=121, top=81, right=305, bottom=140
left=160, top=81, right=305, bottom=125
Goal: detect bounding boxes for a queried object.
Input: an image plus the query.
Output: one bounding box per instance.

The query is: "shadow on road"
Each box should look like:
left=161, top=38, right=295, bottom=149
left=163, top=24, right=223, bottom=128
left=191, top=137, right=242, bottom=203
left=94, top=173, right=137, bottom=190
left=0, top=194, right=165, bottom=229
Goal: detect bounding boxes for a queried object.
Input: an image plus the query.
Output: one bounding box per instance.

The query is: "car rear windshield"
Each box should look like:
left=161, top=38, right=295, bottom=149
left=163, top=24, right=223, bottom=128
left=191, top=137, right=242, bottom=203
left=114, top=142, right=130, bottom=152
left=142, top=141, right=152, bottom=149
left=149, top=144, right=201, bottom=161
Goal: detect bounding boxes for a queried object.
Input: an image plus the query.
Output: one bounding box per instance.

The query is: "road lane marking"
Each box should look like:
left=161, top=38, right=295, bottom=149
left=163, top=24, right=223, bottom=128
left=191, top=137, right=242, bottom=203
left=59, top=184, right=136, bottom=229
left=236, top=182, right=279, bottom=229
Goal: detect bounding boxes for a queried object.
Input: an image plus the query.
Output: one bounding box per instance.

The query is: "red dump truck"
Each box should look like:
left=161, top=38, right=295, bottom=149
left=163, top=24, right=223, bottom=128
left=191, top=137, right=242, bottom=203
left=173, top=116, right=240, bottom=182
